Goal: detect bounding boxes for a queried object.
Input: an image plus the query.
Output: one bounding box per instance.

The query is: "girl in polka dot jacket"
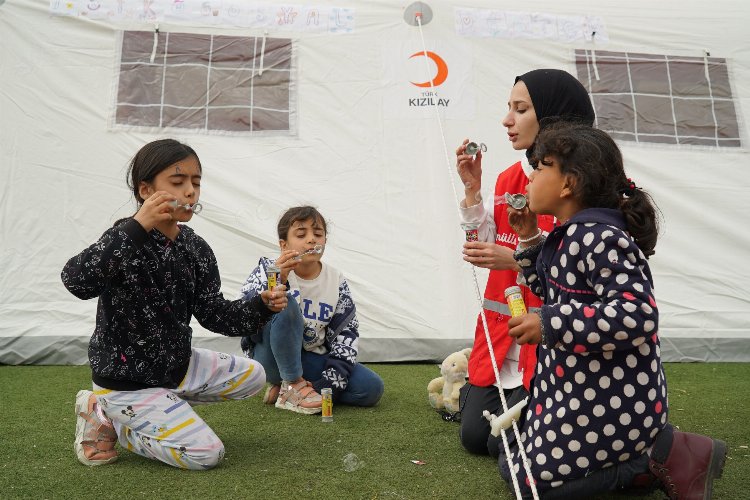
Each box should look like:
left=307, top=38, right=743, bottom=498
left=504, top=123, right=726, bottom=499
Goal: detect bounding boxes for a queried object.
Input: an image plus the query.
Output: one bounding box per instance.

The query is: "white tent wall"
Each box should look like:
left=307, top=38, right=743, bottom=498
left=1, top=0, right=748, bottom=365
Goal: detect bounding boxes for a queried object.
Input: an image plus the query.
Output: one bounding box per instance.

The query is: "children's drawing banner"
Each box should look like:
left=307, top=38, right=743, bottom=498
left=49, top=0, right=355, bottom=32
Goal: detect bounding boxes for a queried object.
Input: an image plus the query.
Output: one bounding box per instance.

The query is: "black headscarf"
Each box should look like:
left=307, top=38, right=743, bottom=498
left=515, top=69, right=594, bottom=160
left=515, top=69, right=595, bottom=126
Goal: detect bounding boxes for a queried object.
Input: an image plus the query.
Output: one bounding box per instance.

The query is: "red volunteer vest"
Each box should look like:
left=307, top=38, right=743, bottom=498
left=467, top=161, right=555, bottom=389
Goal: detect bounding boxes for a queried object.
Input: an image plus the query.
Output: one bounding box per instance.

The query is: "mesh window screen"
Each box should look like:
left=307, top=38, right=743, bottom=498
left=575, top=49, right=741, bottom=147
left=114, top=31, right=293, bottom=134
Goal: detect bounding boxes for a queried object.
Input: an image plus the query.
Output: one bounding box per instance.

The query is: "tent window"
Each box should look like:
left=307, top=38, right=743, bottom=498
left=114, top=31, right=293, bottom=134
left=575, top=49, right=741, bottom=147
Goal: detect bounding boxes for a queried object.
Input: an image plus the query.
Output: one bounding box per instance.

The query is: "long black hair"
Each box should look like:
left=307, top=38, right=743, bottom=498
left=115, top=139, right=201, bottom=226
left=532, top=123, right=660, bottom=257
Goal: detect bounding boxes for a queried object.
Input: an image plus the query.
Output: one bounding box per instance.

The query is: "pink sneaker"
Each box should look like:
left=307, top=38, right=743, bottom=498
left=74, top=390, right=118, bottom=466
left=275, top=380, right=322, bottom=415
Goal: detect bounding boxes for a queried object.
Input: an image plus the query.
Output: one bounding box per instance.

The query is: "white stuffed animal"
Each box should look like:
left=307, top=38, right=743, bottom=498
left=482, top=397, right=529, bottom=436
left=427, top=347, right=472, bottom=414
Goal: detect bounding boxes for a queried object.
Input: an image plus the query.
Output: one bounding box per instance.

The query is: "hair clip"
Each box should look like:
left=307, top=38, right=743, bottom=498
left=619, top=178, right=637, bottom=197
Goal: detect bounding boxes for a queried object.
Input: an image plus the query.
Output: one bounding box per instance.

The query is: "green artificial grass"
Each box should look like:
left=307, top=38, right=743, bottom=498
left=0, top=363, right=748, bottom=499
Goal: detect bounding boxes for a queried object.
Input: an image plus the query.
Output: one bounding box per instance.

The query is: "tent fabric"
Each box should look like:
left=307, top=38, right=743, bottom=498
left=1, top=0, right=748, bottom=365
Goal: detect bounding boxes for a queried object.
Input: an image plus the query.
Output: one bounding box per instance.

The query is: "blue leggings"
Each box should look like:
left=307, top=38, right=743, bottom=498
left=252, top=296, right=384, bottom=407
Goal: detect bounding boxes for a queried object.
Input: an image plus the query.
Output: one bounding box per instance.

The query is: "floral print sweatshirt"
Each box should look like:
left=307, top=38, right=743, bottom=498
left=61, top=218, right=273, bottom=391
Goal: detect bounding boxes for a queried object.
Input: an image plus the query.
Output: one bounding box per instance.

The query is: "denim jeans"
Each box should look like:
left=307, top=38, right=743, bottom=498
left=252, top=295, right=384, bottom=407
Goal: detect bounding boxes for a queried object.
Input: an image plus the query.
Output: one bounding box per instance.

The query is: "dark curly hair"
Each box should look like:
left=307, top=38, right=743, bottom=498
left=531, top=123, right=661, bottom=257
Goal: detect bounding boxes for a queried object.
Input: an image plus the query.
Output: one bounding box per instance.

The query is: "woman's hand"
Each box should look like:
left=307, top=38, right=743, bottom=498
left=508, top=313, right=542, bottom=345
left=463, top=243, right=519, bottom=271
left=260, top=285, right=288, bottom=313
left=275, top=249, right=301, bottom=283
left=456, top=139, right=483, bottom=206
left=134, top=191, right=177, bottom=232
left=507, top=204, right=539, bottom=244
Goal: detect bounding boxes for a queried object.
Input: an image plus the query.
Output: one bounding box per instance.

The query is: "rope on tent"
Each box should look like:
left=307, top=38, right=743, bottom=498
left=411, top=8, right=539, bottom=500
left=149, top=24, right=159, bottom=64
left=259, top=30, right=268, bottom=76
left=703, top=49, right=720, bottom=147
left=590, top=32, right=600, bottom=81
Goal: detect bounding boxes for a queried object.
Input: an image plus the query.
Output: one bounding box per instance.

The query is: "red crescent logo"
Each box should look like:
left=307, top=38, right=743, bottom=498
left=409, top=51, right=449, bottom=88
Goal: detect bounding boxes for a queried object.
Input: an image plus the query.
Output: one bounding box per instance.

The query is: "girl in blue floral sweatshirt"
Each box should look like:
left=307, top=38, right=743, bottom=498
left=503, top=123, right=726, bottom=498
left=239, top=206, right=384, bottom=414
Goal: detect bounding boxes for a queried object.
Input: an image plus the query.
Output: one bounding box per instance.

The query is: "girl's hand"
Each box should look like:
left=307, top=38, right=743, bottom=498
left=463, top=242, right=519, bottom=271
left=260, top=285, right=287, bottom=312
left=508, top=313, right=542, bottom=345
left=134, top=191, right=177, bottom=232
left=275, top=249, right=301, bottom=283
left=456, top=139, right=483, bottom=206
left=507, top=204, right=539, bottom=244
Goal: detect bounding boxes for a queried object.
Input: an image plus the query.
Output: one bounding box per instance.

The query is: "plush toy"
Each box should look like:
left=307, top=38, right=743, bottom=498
left=482, top=396, right=529, bottom=436
left=427, top=347, right=472, bottom=414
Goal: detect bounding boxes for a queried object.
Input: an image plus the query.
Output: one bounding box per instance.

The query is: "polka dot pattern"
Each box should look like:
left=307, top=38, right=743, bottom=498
left=511, top=210, right=667, bottom=492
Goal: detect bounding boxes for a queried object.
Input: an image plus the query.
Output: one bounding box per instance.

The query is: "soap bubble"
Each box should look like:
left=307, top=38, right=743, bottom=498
left=343, top=452, right=364, bottom=472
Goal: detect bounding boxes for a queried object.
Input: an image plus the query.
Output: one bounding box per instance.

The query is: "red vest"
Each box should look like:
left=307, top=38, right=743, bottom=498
left=467, top=161, right=555, bottom=389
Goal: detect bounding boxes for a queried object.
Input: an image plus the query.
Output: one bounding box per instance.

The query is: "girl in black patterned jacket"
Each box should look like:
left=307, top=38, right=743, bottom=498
left=502, top=124, right=726, bottom=499
left=62, top=139, right=285, bottom=470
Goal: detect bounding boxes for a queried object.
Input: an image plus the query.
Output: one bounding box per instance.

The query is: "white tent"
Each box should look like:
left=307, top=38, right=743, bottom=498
left=1, top=0, right=748, bottom=365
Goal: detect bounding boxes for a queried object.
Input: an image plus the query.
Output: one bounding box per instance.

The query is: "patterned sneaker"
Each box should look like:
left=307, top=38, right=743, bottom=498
left=275, top=380, right=322, bottom=415
left=263, top=384, right=281, bottom=405
left=74, top=390, right=118, bottom=466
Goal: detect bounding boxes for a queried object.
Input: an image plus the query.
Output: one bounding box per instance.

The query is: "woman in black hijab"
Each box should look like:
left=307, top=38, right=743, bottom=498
left=454, top=70, right=724, bottom=499
left=454, top=69, right=595, bottom=473
left=517, top=69, right=595, bottom=124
